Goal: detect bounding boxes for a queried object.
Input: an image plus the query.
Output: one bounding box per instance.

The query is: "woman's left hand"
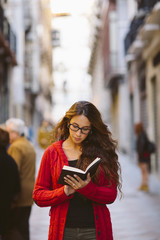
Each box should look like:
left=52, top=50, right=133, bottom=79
left=64, top=173, right=91, bottom=190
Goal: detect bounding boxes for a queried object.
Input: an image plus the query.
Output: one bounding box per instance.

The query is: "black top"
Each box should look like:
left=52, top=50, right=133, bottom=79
left=0, top=149, right=21, bottom=234
left=136, top=131, right=150, bottom=163
left=65, top=160, right=95, bottom=228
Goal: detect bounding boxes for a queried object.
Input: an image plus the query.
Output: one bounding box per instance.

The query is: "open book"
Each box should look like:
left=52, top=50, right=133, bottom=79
left=58, top=157, right=101, bottom=185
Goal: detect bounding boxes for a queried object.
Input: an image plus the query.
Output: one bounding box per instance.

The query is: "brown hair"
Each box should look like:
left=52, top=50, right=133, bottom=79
left=134, top=122, right=144, bottom=135
left=0, top=128, right=9, bottom=149
left=52, top=101, right=122, bottom=196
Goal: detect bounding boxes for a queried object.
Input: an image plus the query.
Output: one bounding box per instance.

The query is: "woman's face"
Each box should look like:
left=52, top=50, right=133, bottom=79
left=68, top=115, right=91, bottom=144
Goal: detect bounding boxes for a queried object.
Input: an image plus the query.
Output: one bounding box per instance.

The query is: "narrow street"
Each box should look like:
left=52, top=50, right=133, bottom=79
left=109, top=154, right=160, bottom=240
left=29, top=145, right=50, bottom=240
left=1, top=1, right=160, bottom=240
left=30, top=147, right=160, bottom=240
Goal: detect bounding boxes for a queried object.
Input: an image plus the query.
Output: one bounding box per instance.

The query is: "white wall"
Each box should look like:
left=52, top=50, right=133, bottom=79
left=7, top=0, right=25, bottom=118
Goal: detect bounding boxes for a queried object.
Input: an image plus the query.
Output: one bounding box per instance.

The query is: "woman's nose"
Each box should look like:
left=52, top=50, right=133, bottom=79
left=76, top=129, right=82, bottom=136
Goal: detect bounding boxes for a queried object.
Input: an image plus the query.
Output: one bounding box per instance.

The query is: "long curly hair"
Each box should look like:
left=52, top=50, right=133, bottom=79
left=52, top=101, right=122, bottom=196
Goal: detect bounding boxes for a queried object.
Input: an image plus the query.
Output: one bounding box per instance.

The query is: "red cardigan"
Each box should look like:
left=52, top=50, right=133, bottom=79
left=33, top=140, right=117, bottom=240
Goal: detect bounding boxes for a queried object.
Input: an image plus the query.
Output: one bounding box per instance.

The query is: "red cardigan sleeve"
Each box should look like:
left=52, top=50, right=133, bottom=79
left=33, top=148, right=73, bottom=207
left=76, top=169, right=117, bottom=204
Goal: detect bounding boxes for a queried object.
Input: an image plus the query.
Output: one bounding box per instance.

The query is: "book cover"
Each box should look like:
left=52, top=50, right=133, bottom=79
left=58, top=157, right=101, bottom=185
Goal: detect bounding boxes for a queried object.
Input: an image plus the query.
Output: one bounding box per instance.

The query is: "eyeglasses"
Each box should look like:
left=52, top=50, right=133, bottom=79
left=68, top=123, right=91, bottom=135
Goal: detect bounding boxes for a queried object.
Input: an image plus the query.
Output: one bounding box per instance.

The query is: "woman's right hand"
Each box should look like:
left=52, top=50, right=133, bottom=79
left=64, top=185, right=75, bottom=196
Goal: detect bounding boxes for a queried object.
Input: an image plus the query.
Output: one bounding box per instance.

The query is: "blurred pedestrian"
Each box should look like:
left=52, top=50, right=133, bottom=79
left=134, top=122, right=150, bottom=192
left=33, top=101, right=122, bottom=240
left=0, top=128, right=20, bottom=240
left=37, top=120, right=53, bottom=149
left=24, top=125, right=34, bottom=143
left=5, top=118, right=36, bottom=240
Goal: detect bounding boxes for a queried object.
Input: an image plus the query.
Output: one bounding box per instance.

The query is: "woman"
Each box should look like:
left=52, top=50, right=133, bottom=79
left=33, top=101, right=122, bottom=240
left=134, top=122, right=150, bottom=192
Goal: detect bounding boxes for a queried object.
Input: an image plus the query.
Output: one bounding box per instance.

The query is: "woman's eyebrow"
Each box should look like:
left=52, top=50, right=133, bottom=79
left=71, top=122, right=91, bottom=128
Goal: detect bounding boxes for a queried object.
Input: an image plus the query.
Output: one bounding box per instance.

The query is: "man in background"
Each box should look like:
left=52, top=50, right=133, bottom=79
left=6, top=118, right=36, bottom=240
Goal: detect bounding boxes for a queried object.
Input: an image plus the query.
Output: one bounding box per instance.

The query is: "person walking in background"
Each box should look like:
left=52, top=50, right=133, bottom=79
left=38, top=120, right=53, bottom=149
left=134, top=122, right=150, bottom=192
left=0, top=128, right=20, bottom=240
left=33, top=101, right=122, bottom=240
left=5, top=118, right=36, bottom=240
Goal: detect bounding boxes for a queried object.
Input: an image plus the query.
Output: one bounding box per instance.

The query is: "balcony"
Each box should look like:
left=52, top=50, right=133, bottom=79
left=124, top=1, right=160, bottom=60
left=139, top=2, right=160, bottom=42
left=124, top=15, right=145, bottom=54
left=136, top=0, right=160, bottom=12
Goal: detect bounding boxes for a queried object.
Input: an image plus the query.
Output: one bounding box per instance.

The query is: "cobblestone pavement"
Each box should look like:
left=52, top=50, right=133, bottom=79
left=30, top=147, right=160, bottom=240
left=108, top=154, right=160, bottom=240
left=30, top=146, right=50, bottom=240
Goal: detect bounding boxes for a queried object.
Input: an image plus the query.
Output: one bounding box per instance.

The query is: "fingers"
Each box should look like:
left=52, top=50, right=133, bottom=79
left=64, top=175, right=79, bottom=189
left=64, top=174, right=91, bottom=189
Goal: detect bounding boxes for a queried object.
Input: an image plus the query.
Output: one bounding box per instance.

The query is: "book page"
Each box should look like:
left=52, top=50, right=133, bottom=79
left=85, top=157, right=101, bottom=173
left=62, top=165, right=85, bottom=174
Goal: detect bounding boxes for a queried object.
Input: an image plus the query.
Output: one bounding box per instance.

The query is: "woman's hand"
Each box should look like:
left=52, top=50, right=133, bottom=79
left=64, top=173, right=91, bottom=190
left=64, top=185, right=75, bottom=196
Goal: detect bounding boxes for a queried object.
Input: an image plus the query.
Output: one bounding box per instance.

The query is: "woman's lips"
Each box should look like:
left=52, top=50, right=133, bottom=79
left=74, top=137, right=81, bottom=141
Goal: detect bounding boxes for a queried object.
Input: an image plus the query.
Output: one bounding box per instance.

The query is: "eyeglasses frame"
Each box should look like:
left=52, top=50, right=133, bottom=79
left=68, top=123, right=91, bottom=135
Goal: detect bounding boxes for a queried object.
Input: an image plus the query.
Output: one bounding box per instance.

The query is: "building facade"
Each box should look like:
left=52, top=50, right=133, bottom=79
left=125, top=0, right=160, bottom=178
left=0, top=0, right=17, bottom=123
left=88, top=0, right=131, bottom=154
left=1, top=0, right=53, bottom=139
left=88, top=0, right=160, bottom=179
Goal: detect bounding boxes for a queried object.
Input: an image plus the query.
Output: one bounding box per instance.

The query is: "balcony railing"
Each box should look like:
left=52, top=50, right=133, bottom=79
left=124, top=15, right=145, bottom=54
left=0, top=5, right=16, bottom=55
left=136, top=0, right=160, bottom=12
left=124, top=0, right=160, bottom=54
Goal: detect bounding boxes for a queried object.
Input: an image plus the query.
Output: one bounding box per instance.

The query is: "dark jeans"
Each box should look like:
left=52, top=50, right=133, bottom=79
left=5, top=206, right=31, bottom=240
left=63, top=228, right=97, bottom=240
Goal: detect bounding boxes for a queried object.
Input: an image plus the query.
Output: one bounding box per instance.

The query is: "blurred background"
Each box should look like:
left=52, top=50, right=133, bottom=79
left=1, top=0, right=160, bottom=239
left=1, top=0, right=160, bottom=179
